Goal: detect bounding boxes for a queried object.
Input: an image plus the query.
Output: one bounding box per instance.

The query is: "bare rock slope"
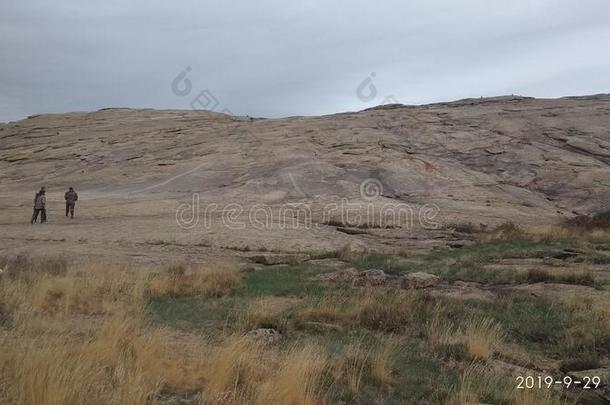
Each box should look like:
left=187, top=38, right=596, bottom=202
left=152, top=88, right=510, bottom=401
left=1, top=95, right=609, bottom=263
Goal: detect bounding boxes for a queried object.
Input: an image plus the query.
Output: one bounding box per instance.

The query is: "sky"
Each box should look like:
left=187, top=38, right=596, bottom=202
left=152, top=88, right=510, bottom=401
left=1, top=0, right=610, bottom=122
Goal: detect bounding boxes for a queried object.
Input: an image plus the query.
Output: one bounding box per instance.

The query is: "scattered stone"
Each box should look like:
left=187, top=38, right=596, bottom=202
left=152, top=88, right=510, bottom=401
left=250, top=253, right=310, bottom=266
left=401, top=272, right=441, bottom=289
left=245, top=328, right=281, bottom=344
left=353, top=269, right=387, bottom=287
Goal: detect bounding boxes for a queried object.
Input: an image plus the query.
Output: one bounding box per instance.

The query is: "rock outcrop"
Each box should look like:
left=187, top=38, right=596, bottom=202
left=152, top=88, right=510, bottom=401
left=1, top=95, right=609, bottom=261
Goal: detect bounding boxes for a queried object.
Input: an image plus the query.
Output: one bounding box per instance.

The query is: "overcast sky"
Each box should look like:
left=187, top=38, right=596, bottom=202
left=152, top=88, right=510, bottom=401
left=1, top=0, right=610, bottom=122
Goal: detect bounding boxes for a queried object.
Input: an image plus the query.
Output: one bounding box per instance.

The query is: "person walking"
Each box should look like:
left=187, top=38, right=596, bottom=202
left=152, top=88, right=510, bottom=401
left=31, top=187, right=47, bottom=224
left=64, top=187, right=78, bottom=219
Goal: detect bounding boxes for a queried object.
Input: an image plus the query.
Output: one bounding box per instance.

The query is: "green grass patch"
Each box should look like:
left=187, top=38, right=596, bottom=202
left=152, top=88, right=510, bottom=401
left=389, top=341, right=459, bottom=403
left=452, top=295, right=570, bottom=348
left=524, top=268, right=597, bottom=287
left=351, top=237, right=594, bottom=285
left=147, top=263, right=329, bottom=330
left=146, top=295, right=237, bottom=331
left=242, top=264, right=327, bottom=297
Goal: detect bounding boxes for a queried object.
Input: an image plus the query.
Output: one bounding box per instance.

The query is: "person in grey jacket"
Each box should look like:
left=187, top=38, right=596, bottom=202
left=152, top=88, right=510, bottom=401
left=64, top=187, right=78, bottom=218
left=31, top=187, right=47, bottom=224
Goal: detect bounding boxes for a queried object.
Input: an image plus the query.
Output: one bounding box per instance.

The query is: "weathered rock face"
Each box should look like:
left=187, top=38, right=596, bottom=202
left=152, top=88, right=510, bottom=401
left=314, top=268, right=443, bottom=290
left=1, top=95, right=609, bottom=262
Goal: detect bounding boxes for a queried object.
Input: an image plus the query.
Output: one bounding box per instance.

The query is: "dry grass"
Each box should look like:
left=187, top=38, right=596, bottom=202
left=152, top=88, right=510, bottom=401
left=450, top=363, right=511, bottom=404
left=296, top=289, right=424, bottom=333
left=205, top=336, right=265, bottom=400
left=335, top=342, right=370, bottom=398
left=0, top=255, right=68, bottom=280
left=0, top=258, right=245, bottom=405
left=147, top=263, right=241, bottom=299
left=464, top=317, right=505, bottom=360
left=0, top=250, right=599, bottom=404
left=234, top=296, right=297, bottom=332
left=296, top=293, right=351, bottom=324
left=369, top=336, right=398, bottom=385
left=353, top=289, right=423, bottom=332
left=0, top=256, right=343, bottom=405
left=514, top=388, right=561, bottom=405
left=426, top=303, right=459, bottom=348
left=1, top=311, right=160, bottom=405
left=483, top=221, right=610, bottom=243
left=254, top=344, right=328, bottom=405
left=450, top=363, right=564, bottom=405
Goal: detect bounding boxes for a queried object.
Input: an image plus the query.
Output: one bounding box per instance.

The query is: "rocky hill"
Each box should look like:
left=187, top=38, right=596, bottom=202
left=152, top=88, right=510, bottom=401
left=1, top=95, right=609, bottom=264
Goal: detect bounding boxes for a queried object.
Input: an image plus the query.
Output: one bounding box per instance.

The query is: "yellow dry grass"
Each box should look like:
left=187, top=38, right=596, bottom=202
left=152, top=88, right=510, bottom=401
left=0, top=260, right=243, bottom=405
left=0, top=259, right=344, bottom=405
left=147, top=264, right=242, bottom=299
left=426, top=303, right=459, bottom=348
left=369, top=336, right=398, bottom=385
left=464, top=317, right=504, bottom=360
left=254, top=344, right=328, bottom=405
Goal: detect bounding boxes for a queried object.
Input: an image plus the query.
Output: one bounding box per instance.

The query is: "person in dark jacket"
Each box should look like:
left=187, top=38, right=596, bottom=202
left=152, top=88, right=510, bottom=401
left=64, top=187, right=78, bottom=219
left=31, top=187, right=47, bottom=224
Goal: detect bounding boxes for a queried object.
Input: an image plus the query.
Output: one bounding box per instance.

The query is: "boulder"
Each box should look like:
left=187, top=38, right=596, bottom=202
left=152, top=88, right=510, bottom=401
left=401, top=272, right=440, bottom=289
left=352, top=269, right=387, bottom=287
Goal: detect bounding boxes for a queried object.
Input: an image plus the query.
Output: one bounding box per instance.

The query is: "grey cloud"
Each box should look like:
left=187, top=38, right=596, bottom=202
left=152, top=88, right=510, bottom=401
left=1, top=0, right=610, bottom=122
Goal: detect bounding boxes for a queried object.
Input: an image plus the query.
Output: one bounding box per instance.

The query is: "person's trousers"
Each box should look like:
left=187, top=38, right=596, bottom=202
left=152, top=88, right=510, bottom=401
left=31, top=208, right=46, bottom=223
left=66, top=203, right=75, bottom=218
